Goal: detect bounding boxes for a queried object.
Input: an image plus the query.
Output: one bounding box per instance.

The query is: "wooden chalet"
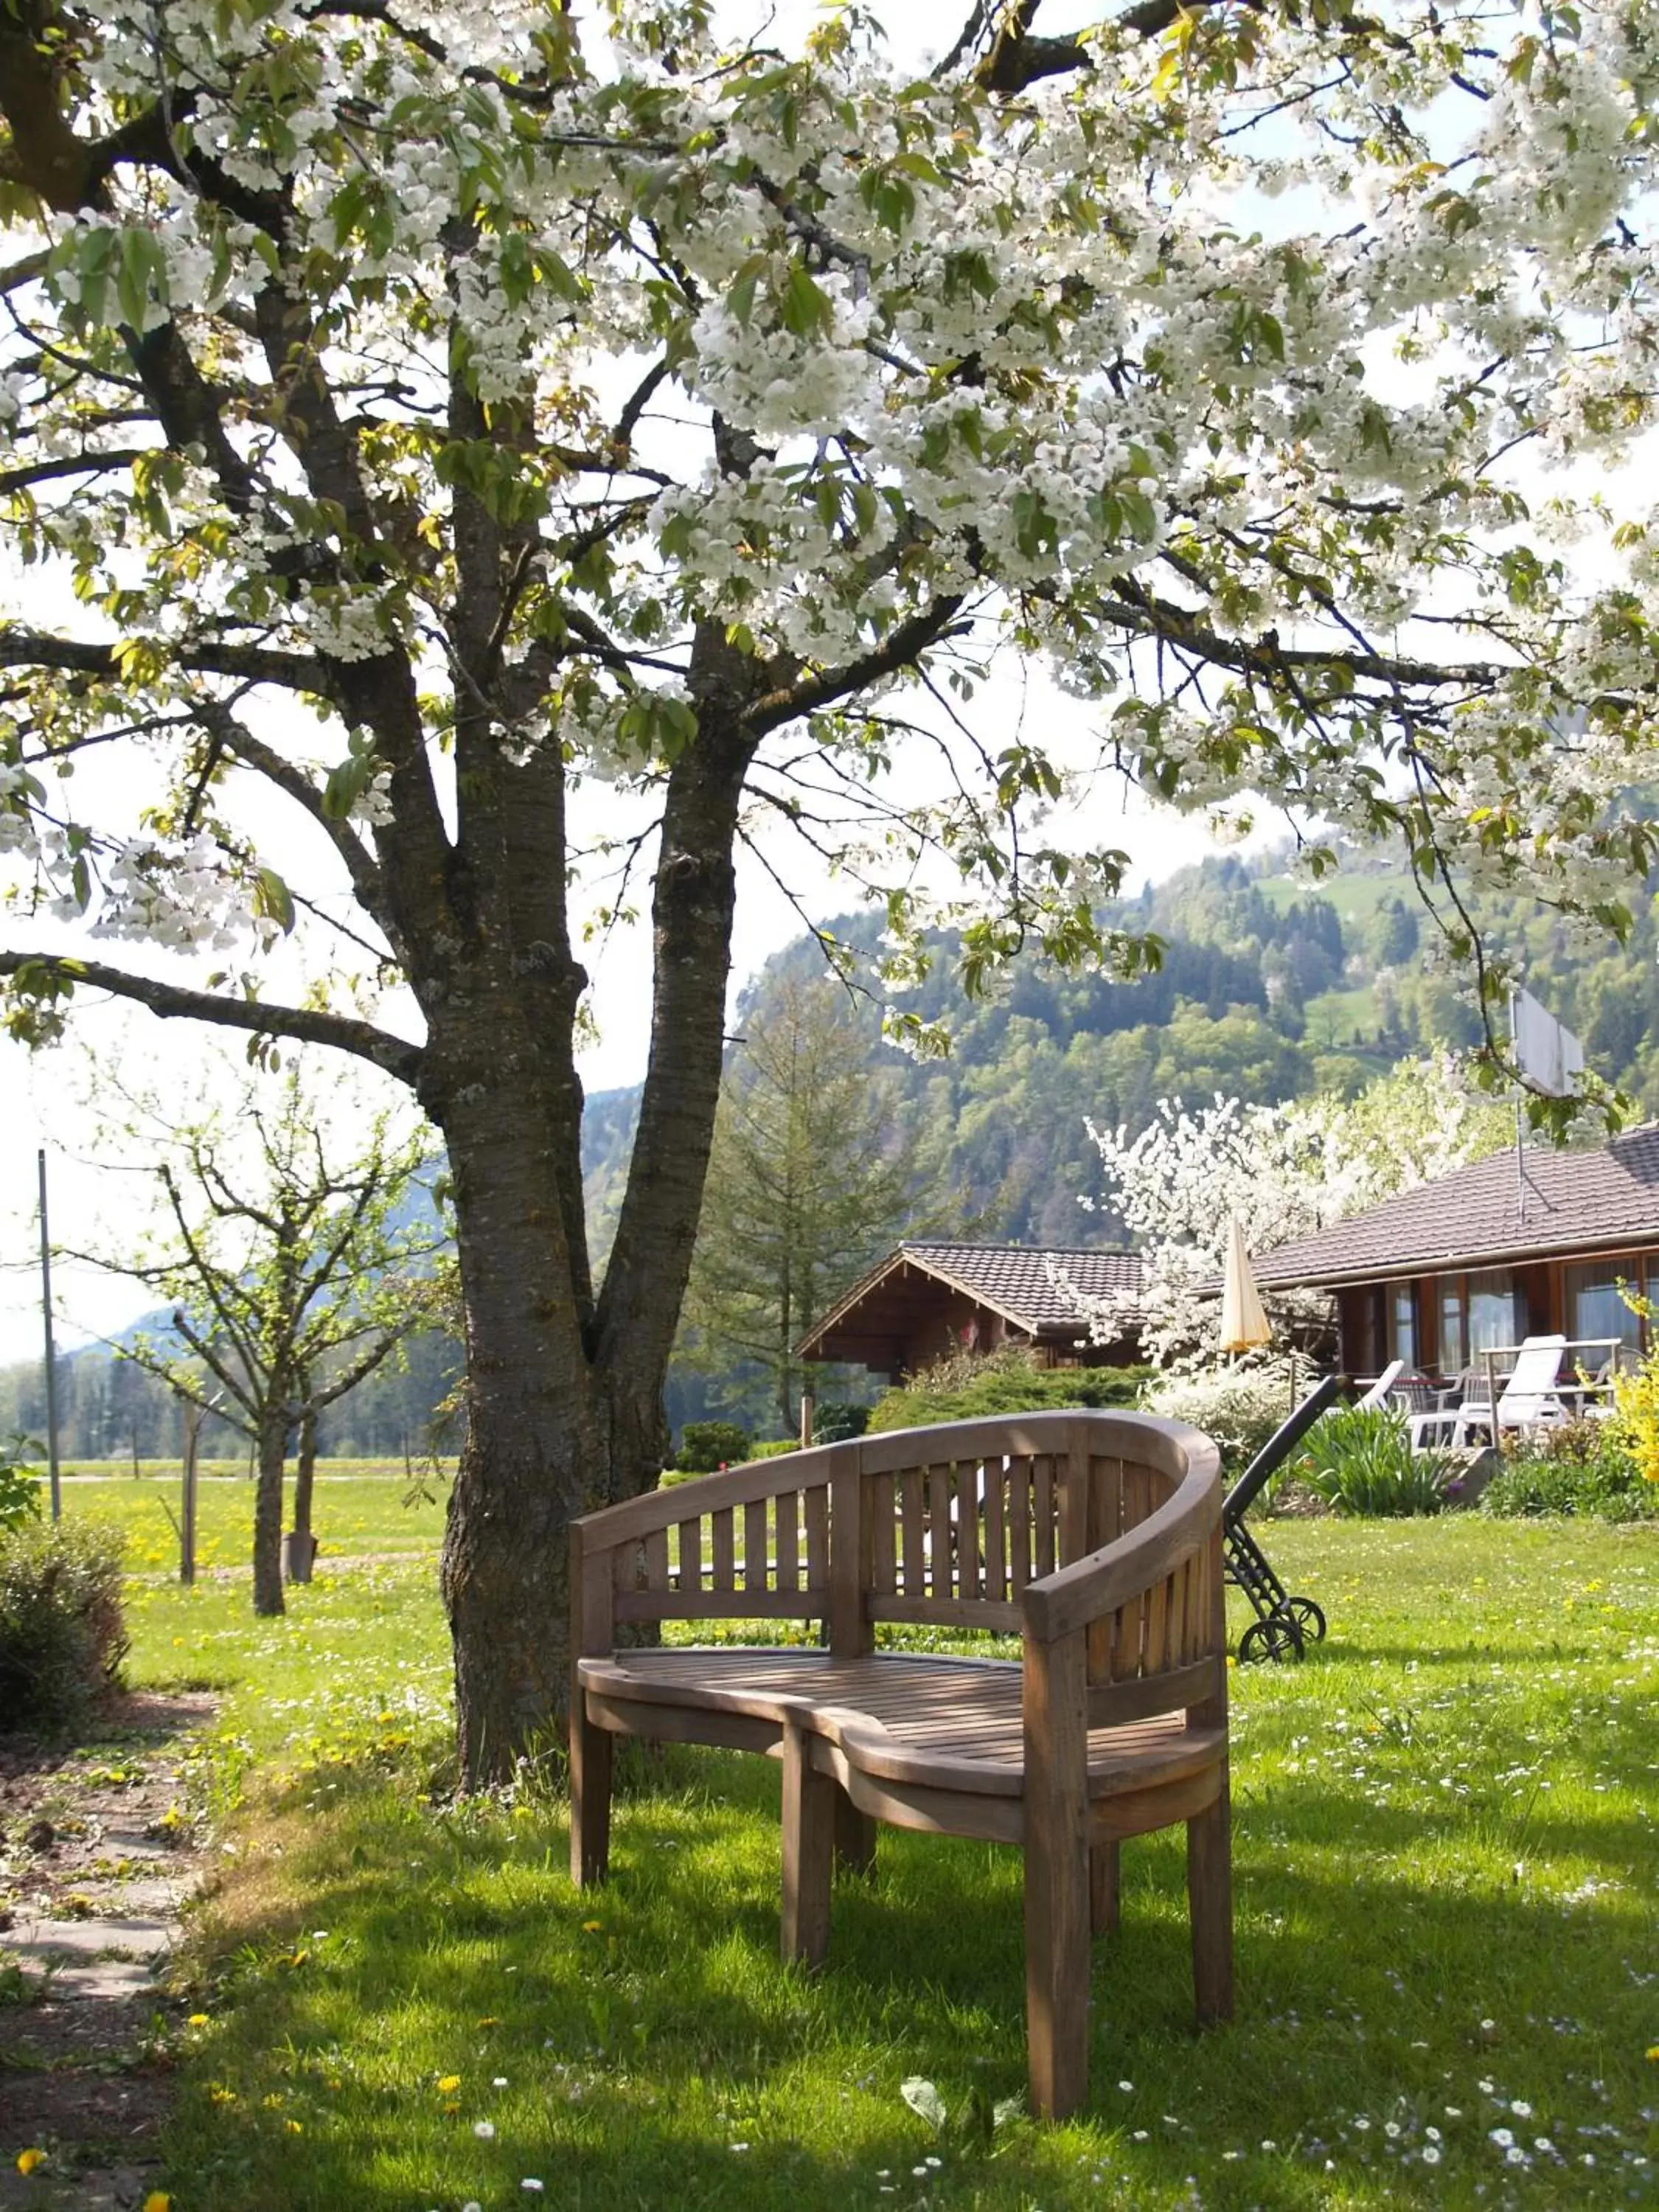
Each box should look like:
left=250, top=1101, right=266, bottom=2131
left=1251, top=1124, right=1659, bottom=1379
left=799, top=1241, right=1144, bottom=1382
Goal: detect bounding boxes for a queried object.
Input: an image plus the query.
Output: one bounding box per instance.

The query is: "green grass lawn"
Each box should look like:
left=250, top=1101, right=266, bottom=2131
left=105, top=1520, right=1659, bottom=2208
left=51, top=1466, right=450, bottom=1576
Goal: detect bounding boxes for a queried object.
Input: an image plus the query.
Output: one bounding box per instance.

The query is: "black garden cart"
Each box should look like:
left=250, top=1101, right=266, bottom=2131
left=1223, top=1373, right=1341, bottom=1662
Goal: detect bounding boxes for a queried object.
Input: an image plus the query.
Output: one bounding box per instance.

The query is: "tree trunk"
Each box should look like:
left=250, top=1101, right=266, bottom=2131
left=434, top=1046, right=606, bottom=1781
left=292, top=1402, right=317, bottom=1540
left=253, top=1406, right=288, bottom=1616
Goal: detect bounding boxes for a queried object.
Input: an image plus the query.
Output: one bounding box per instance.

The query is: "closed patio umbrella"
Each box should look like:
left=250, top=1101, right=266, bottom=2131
left=1220, top=1214, right=1272, bottom=1357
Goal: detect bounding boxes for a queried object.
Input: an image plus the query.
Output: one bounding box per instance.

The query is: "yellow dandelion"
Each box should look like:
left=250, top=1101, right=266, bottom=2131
left=285, top=2120, right=304, bottom=2135
left=581, top=1920, right=603, bottom=1933
left=476, top=2015, right=499, bottom=2027
left=437, top=2075, right=462, bottom=2094
left=142, top=2194, right=171, bottom=2212
left=16, top=2149, right=46, bottom=2175
left=1646, top=2044, right=1659, bottom=2061
left=187, top=2012, right=210, bottom=2027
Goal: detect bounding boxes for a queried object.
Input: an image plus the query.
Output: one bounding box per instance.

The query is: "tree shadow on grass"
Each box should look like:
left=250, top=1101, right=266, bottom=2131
left=167, top=1737, right=1657, bottom=2211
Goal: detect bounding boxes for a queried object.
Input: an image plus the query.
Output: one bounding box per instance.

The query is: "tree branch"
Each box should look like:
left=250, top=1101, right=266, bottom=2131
left=0, top=449, right=153, bottom=496
left=747, top=597, right=971, bottom=735
left=0, top=952, right=424, bottom=1085
left=193, top=702, right=395, bottom=946
left=0, top=627, right=339, bottom=701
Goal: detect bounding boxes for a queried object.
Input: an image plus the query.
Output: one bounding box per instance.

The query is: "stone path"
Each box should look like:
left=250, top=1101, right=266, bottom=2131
left=0, top=1695, right=214, bottom=2210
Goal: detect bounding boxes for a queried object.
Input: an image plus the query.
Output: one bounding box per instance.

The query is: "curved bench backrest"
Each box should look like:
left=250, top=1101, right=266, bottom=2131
left=572, top=1411, right=1222, bottom=1694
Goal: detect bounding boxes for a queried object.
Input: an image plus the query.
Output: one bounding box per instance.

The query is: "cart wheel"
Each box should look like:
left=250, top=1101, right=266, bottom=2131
left=1239, top=1615, right=1306, bottom=1664
left=1284, top=1596, right=1326, bottom=1644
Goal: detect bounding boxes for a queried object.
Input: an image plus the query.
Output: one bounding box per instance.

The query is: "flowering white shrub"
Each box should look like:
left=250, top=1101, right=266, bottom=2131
left=1062, top=1059, right=1512, bottom=1369
left=1144, top=1358, right=1306, bottom=1474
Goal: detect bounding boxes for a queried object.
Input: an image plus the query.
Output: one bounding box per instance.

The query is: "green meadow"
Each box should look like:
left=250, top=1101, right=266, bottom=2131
left=49, top=1465, right=451, bottom=1575
left=27, top=1506, right=1659, bottom=2208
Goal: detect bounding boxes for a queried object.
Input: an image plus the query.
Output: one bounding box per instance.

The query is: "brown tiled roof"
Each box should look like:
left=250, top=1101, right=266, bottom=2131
left=1253, top=1125, right=1659, bottom=1289
left=800, top=1241, right=1142, bottom=1357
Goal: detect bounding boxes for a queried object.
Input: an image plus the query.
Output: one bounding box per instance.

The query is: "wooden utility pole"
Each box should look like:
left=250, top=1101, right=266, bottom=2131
left=37, top=1149, right=62, bottom=1523
left=180, top=1401, right=201, bottom=1585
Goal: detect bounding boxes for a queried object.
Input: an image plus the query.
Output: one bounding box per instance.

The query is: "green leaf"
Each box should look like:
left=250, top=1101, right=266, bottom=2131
left=779, top=262, right=833, bottom=341
left=254, top=867, right=296, bottom=934
left=728, top=254, right=767, bottom=330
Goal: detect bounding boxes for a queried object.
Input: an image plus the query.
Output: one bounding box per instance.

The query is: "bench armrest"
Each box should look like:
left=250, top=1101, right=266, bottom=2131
left=1020, top=1430, right=1222, bottom=1647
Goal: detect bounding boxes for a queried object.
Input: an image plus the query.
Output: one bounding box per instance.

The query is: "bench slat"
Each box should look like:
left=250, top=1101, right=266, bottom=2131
left=1034, top=1456, right=1055, bottom=1579
left=745, top=1499, right=769, bottom=1595
left=712, top=1506, right=736, bottom=1593
left=1087, top=1656, right=1223, bottom=1728
left=1009, top=1456, right=1032, bottom=1591
left=900, top=1467, right=925, bottom=1594
left=614, top=1588, right=832, bottom=1623
left=776, top=1489, right=799, bottom=1596
left=929, top=1464, right=952, bottom=1599
left=678, top=1516, right=703, bottom=1596
left=869, top=1595, right=1021, bottom=1632
left=958, top=1465, right=981, bottom=1601
left=872, top=1472, right=897, bottom=1595
left=983, top=1458, right=1006, bottom=1601
left=644, top=1527, right=669, bottom=1592
left=804, top=1484, right=830, bottom=1593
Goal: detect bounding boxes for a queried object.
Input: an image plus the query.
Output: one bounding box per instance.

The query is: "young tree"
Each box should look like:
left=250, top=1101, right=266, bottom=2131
left=684, top=975, right=925, bottom=1434
left=1, top=0, right=1656, bottom=1775
left=76, top=1063, right=443, bottom=1613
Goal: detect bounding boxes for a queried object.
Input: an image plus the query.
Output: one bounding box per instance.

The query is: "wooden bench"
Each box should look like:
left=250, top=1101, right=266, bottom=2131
left=569, top=1410, right=1231, bottom=2119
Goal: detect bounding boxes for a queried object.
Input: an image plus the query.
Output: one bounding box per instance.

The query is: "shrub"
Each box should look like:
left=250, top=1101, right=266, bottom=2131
left=1295, top=1405, right=1453, bottom=1517
left=0, top=1518, right=130, bottom=1736
left=1143, top=1358, right=1303, bottom=1480
left=1483, top=1421, right=1658, bottom=1522
left=0, top=1433, right=44, bottom=1534
left=813, top=1401, right=870, bottom=1443
left=675, top=1419, right=751, bottom=1472
left=866, top=1345, right=1151, bottom=1434
left=1611, top=1329, right=1659, bottom=1489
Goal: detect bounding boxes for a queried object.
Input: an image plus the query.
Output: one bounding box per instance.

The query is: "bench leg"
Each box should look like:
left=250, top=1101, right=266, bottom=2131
left=1090, top=1841, right=1120, bottom=1938
left=781, top=1719, right=835, bottom=1968
left=569, top=1705, right=612, bottom=1889
left=1186, top=1766, right=1234, bottom=2026
left=1023, top=1637, right=1091, bottom=2123
left=834, top=1784, right=877, bottom=1879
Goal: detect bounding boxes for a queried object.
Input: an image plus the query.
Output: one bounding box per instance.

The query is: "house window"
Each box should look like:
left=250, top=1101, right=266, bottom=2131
left=1439, top=1281, right=1467, bottom=1374
left=1565, top=1259, right=1645, bottom=1357
left=1467, top=1269, right=1518, bottom=1354
left=1388, top=1284, right=1417, bottom=1368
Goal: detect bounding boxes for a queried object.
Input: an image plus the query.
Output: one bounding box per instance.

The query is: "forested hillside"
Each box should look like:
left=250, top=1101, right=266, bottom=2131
left=590, top=842, right=1659, bottom=1256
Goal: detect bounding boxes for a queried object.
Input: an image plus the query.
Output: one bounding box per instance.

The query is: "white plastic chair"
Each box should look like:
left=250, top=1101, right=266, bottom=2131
left=1411, top=1335, right=1568, bottom=1451
left=1492, top=1335, right=1569, bottom=1433
left=1353, top=1358, right=1406, bottom=1411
